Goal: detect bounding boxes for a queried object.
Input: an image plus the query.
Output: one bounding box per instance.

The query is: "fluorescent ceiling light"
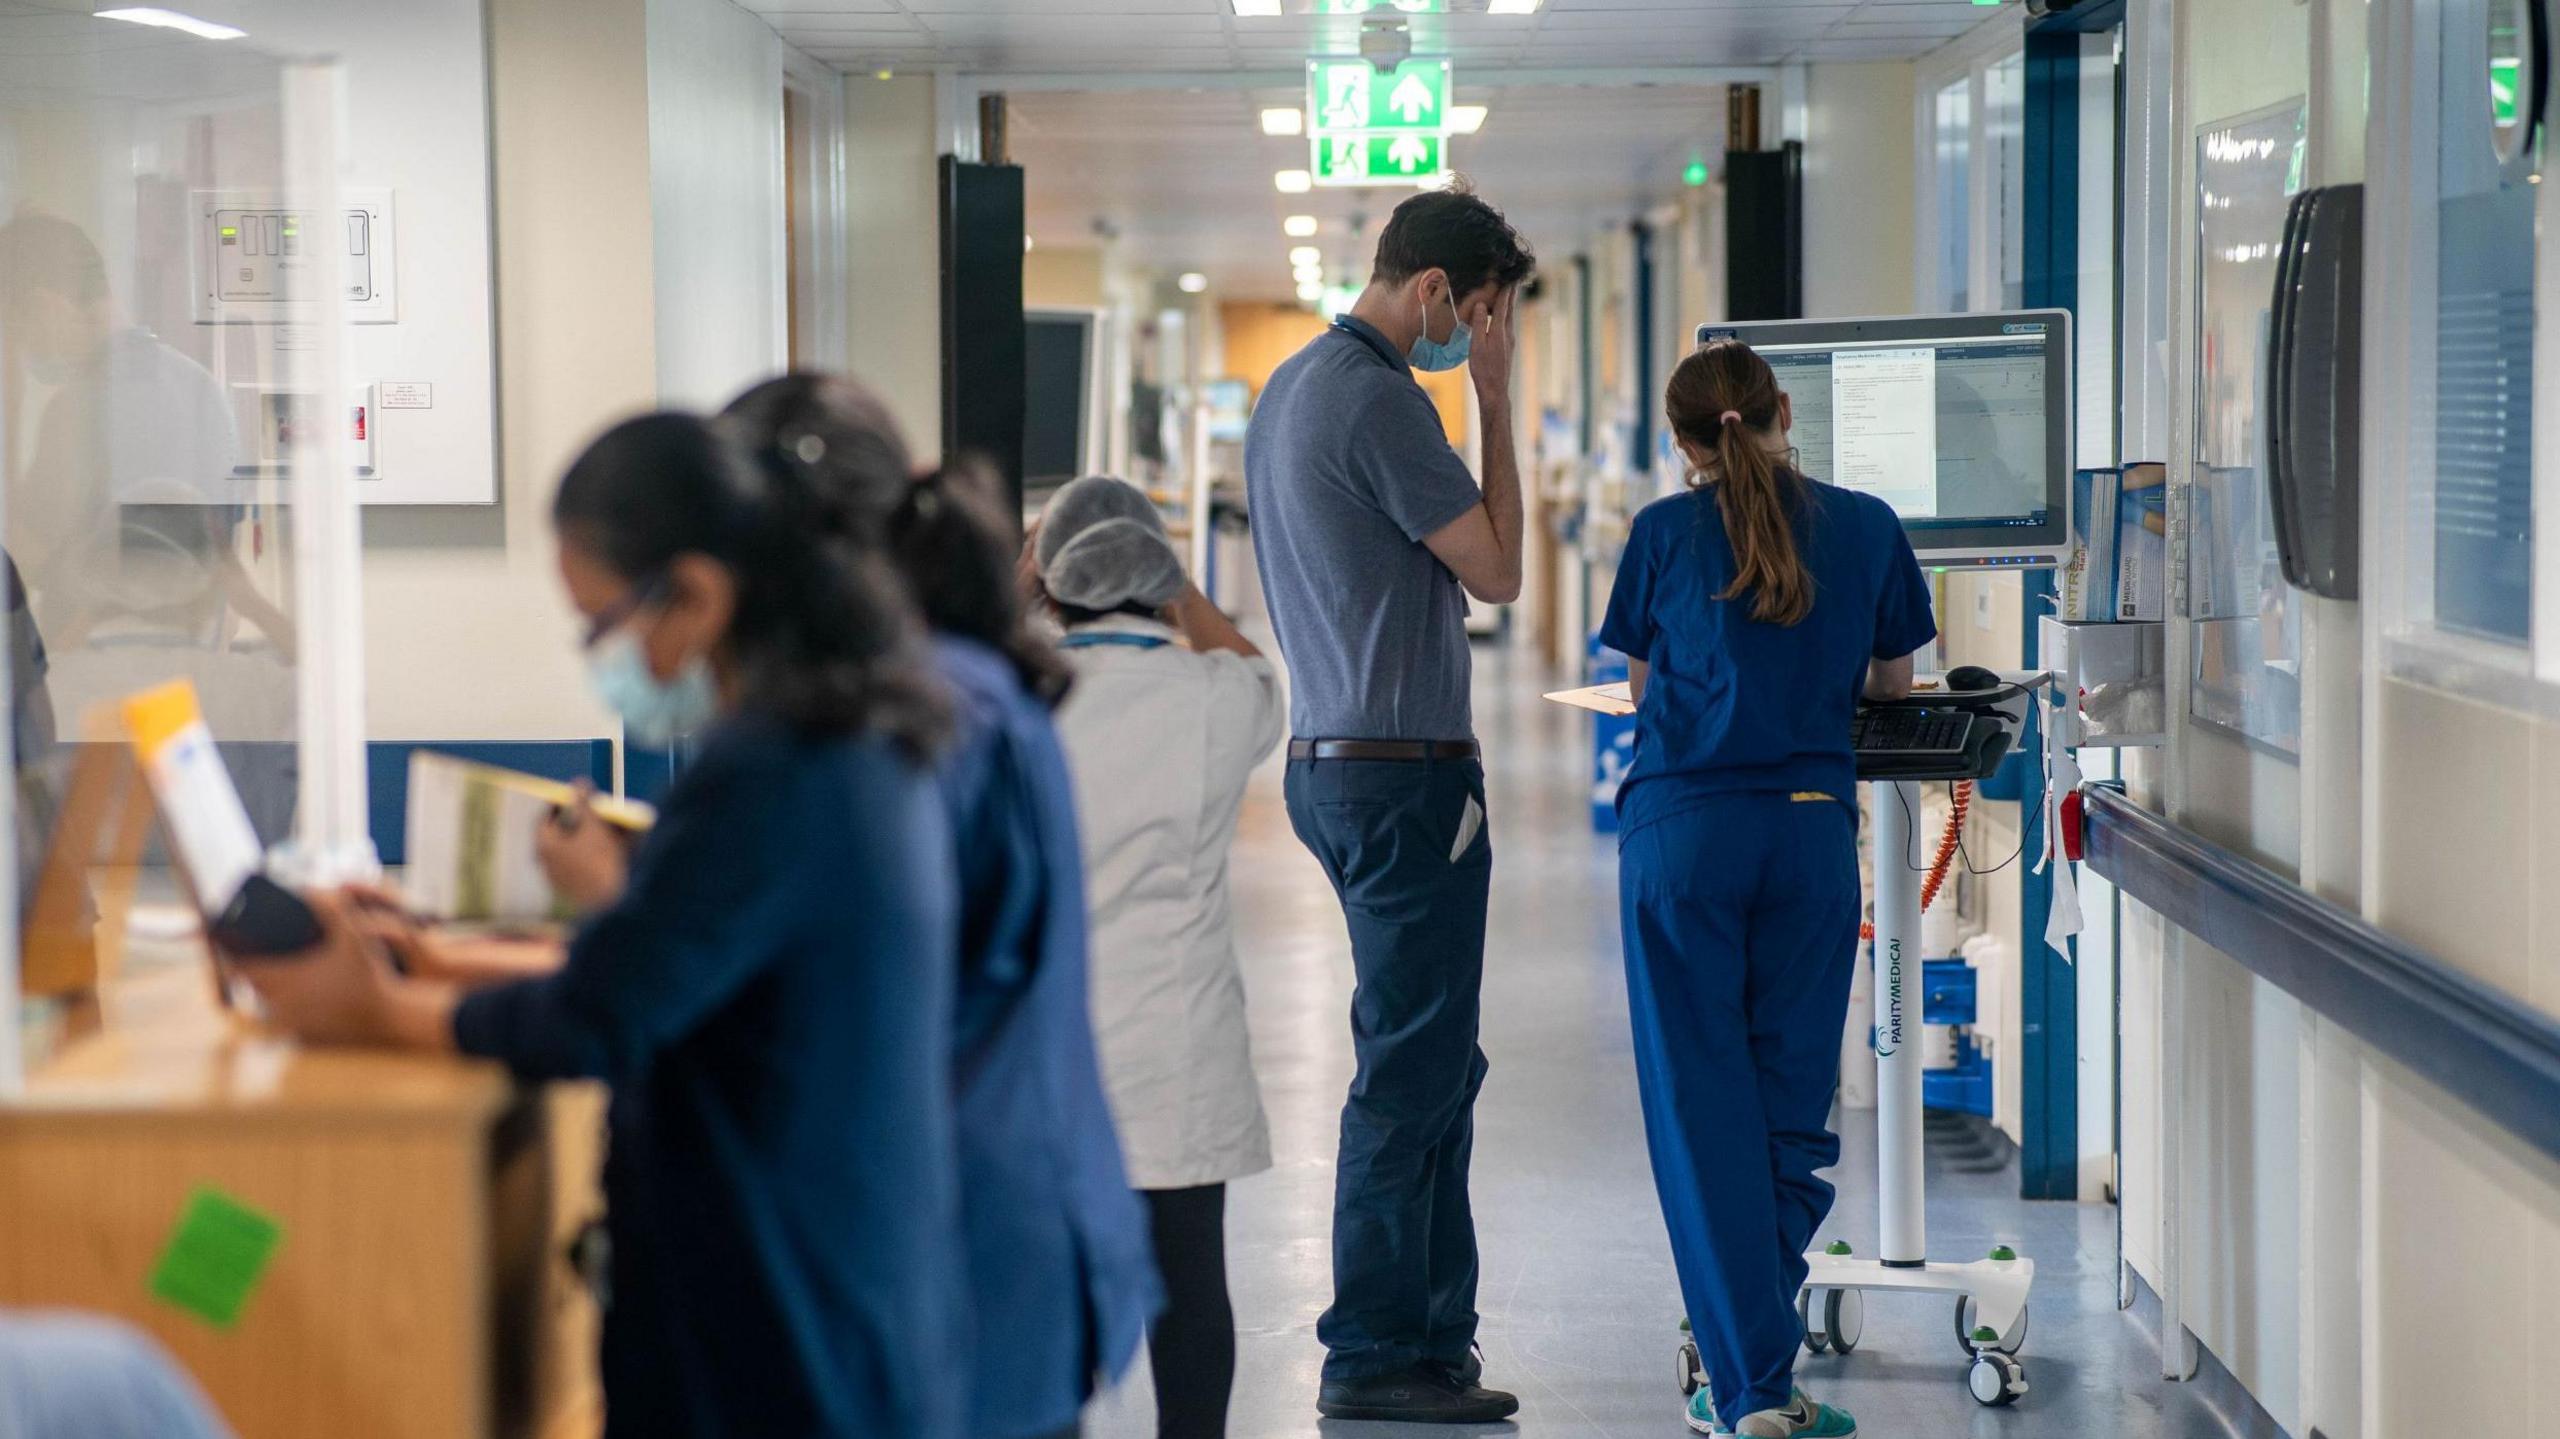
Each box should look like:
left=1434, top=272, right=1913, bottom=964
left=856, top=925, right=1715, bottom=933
left=1297, top=280, right=1325, bottom=302
left=1283, top=214, right=1320, bottom=237
left=1294, top=264, right=1324, bottom=284
left=1415, top=171, right=1455, bottom=191
left=1275, top=169, right=1313, bottom=194
left=1024, top=235, right=1036, bottom=252
left=94, top=7, right=246, bottom=39
left=1261, top=107, right=1305, bottom=137
left=1448, top=105, right=1488, bottom=135
left=1231, top=0, right=1283, bottom=14
left=1288, top=245, right=1321, bottom=266
left=1487, top=0, right=1542, bottom=12
left=1178, top=272, right=1210, bottom=294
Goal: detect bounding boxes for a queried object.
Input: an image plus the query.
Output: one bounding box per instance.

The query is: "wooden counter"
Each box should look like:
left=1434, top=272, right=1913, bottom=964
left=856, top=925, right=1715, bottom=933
left=0, top=960, right=602, bottom=1439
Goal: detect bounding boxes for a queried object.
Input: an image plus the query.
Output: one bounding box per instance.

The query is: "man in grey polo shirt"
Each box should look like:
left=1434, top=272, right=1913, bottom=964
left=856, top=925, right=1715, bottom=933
left=1246, top=184, right=1532, bottom=1425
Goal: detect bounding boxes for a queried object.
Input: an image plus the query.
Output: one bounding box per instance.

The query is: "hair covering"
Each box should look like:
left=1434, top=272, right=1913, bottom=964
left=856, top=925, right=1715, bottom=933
left=1035, top=475, right=1186, bottom=611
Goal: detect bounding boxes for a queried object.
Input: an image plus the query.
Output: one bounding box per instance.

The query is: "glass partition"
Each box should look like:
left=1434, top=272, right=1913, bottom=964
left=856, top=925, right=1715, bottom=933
left=2185, top=98, right=2306, bottom=753
left=3, top=3, right=347, bottom=1074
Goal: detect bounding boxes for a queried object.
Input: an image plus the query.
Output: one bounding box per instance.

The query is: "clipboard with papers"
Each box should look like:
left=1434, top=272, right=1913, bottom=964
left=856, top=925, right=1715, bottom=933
left=1542, top=682, right=1636, bottom=717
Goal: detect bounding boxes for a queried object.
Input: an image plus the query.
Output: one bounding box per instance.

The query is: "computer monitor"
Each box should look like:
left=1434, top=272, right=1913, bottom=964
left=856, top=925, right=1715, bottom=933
left=1025, top=307, right=1108, bottom=487
left=1692, top=311, right=2072, bottom=568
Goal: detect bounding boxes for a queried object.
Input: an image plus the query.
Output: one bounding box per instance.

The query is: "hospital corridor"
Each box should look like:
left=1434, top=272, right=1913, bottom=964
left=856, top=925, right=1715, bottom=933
left=3, top=1, right=2559, bottom=1438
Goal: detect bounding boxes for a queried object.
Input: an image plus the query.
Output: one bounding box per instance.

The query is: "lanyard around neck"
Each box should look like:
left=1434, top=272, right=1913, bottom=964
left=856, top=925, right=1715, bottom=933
left=1060, top=632, right=1171, bottom=650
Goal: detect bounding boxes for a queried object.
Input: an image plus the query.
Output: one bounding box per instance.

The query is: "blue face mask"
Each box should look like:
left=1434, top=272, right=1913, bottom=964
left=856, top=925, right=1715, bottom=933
left=586, top=627, right=718, bottom=747
left=1407, top=285, right=1472, bottom=373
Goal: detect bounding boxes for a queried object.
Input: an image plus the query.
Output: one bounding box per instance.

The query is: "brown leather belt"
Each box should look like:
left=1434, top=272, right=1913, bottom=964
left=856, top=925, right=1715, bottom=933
left=1287, top=739, right=1481, bottom=762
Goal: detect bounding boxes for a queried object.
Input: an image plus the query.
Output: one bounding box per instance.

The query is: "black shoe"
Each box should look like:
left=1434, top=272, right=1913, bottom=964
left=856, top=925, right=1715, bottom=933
left=1432, top=1343, right=1487, bottom=1388
left=1318, top=1363, right=1520, bottom=1423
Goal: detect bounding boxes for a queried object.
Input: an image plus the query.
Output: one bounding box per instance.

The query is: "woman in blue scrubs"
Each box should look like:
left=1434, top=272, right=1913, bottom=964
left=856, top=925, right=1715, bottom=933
left=1601, top=341, right=1937, bottom=1439
left=245, top=413, right=969, bottom=1438
left=723, top=376, right=1159, bottom=1439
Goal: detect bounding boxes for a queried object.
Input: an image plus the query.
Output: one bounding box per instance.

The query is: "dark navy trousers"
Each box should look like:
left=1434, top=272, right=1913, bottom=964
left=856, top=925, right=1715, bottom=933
left=1619, top=793, right=1861, bottom=1429
left=1284, top=755, right=1492, bottom=1383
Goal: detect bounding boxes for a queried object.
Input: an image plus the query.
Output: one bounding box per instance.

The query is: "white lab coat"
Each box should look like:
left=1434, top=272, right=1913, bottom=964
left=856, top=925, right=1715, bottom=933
left=1054, top=615, right=1284, bottom=1191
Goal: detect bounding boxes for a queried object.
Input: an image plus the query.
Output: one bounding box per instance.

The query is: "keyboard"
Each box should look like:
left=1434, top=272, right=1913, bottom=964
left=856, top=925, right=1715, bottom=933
left=1853, top=706, right=1978, bottom=758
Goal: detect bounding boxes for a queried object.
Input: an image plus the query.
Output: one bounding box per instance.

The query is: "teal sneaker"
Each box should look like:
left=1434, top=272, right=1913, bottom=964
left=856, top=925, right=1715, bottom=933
left=1683, top=1386, right=1733, bottom=1435
left=1735, top=1388, right=1856, bottom=1438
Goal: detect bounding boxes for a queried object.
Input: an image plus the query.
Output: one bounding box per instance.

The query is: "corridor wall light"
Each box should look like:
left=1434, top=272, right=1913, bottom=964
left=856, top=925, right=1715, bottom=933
left=1289, top=245, right=1322, bottom=266
left=94, top=7, right=246, bottom=39
left=1232, top=0, right=1284, bottom=14
left=1448, top=105, right=1488, bottom=135
left=1179, top=272, right=1211, bottom=293
left=1262, top=108, right=1306, bottom=137
left=1275, top=169, right=1314, bottom=193
left=1284, top=214, right=1320, bottom=237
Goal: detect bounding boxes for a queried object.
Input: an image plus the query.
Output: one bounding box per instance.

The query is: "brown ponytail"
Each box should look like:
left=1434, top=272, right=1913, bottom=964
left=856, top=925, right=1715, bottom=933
left=1665, top=339, right=1814, bottom=626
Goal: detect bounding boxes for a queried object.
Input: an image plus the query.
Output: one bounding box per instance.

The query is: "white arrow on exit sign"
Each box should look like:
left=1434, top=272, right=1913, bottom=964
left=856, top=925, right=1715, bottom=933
left=1388, top=72, right=1437, bottom=125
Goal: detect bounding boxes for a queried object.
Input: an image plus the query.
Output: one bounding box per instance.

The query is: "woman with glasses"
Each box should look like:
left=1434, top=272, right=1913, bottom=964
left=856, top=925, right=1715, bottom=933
left=242, top=412, right=970, bottom=1439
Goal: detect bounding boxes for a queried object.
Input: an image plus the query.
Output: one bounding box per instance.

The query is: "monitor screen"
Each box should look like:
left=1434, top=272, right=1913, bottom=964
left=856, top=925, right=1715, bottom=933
left=1025, top=311, right=1096, bottom=486
left=1693, top=311, right=2072, bottom=567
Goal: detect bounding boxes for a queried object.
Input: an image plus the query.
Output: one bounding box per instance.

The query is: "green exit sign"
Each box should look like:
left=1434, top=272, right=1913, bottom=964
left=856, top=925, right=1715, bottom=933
left=1308, top=56, right=1452, bottom=136
left=2492, top=57, right=2523, bottom=127
left=1313, top=132, right=1446, bottom=187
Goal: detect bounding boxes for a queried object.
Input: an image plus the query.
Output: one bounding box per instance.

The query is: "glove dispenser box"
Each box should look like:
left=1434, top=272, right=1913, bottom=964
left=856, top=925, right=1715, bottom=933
left=2039, top=616, right=2166, bottom=748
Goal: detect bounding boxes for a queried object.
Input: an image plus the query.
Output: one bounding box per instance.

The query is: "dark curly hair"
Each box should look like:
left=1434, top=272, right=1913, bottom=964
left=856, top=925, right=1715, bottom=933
left=720, top=373, right=1072, bottom=708
left=1370, top=178, right=1536, bottom=299
left=550, top=412, right=949, bottom=754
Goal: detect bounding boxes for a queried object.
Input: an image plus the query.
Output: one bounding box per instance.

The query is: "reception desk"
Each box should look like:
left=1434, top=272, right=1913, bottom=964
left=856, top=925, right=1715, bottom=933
left=0, top=959, right=601, bottom=1439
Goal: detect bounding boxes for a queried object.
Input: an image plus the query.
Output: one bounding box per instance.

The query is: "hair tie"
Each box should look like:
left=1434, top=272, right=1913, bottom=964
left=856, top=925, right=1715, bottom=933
left=1720, top=410, right=1743, bottom=429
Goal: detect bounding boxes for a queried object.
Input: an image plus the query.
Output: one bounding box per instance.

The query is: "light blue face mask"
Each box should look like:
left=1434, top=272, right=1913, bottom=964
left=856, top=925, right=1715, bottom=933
left=1407, top=284, right=1472, bottom=372
left=586, top=627, right=718, bottom=747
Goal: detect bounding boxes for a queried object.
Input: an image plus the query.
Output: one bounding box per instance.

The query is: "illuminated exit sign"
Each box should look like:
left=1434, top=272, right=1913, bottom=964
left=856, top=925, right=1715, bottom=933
left=1312, top=132, right=1445, bottom=187
left=1307, top=56, right=1451, bottom=135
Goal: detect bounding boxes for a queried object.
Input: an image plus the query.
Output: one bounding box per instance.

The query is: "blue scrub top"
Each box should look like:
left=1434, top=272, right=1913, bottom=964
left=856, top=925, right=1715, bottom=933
left=453, top=713, right=967, bottom=1439
left=1600, top=477, right=1937, bottom=833
left=933, top=637, right=1161, bottom=1439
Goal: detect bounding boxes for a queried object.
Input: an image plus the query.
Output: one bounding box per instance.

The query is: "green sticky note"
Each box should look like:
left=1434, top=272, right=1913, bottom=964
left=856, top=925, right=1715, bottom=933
left=149, top=1187, right=283, bottom=1329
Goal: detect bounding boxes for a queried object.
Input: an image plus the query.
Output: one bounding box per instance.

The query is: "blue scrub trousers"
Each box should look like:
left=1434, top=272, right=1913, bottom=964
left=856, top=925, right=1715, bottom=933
left=1619, top=792, right=1861, bottom=1429
left=1284, top=755, right=1492, bottom=1383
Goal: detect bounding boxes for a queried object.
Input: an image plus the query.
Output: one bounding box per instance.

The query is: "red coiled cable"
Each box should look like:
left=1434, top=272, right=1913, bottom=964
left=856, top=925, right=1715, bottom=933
left=1860, top=780, right=1971, bottom=943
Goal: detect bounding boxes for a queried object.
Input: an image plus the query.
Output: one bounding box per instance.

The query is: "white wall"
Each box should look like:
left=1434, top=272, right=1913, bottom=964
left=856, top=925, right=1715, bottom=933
left=645, top=0, right=787, bottom=411
left=360, top=0, right=655, bottom=742
left=1803, top=62, right=1918, bottom=320
left=843, top=74, right=946, bottom=464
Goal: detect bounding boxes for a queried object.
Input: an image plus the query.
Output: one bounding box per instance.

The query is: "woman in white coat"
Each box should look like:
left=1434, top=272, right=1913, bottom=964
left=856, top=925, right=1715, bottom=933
left=1032, top=476, right=1284, bottom=1439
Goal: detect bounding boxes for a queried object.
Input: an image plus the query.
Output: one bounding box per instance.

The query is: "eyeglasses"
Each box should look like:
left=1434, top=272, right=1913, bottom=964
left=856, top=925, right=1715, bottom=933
left=579, top=575, right=667, bottom=652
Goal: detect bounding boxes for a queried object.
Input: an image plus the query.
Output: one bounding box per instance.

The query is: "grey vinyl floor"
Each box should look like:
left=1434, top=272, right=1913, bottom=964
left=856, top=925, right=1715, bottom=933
left=1084, top=638, right=2232, bottom=1439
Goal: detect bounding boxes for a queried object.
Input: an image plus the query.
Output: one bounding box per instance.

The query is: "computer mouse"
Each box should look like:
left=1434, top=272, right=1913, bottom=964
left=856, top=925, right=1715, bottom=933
left=1945, top=664, right=2002, bottom=692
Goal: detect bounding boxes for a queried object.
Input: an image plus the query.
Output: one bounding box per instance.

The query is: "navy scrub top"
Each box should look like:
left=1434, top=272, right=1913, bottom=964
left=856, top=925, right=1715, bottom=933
left=932, top=637, right=1160, bottom=1439
left=453, top=713, right=967, bottom=1439
left=1600, top=476, right=1938, bottom=833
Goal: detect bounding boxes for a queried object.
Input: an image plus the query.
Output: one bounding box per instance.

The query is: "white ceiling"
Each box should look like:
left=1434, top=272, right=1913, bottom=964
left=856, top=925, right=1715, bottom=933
left=763, top=0, right=2005, bottom=301
left=744, top=0, right=2004, bottom=73
left=1009, top=82, right=1726, bottom=300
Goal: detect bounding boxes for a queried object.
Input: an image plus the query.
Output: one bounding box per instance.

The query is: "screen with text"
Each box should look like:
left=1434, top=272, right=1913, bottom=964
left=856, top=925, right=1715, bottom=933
left=1760, top=333, right=2052, bottom=535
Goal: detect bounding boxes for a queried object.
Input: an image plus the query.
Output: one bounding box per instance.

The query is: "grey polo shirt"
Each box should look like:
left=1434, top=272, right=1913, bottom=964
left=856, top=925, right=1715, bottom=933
left=1245, top=314, right=1483, bottom=742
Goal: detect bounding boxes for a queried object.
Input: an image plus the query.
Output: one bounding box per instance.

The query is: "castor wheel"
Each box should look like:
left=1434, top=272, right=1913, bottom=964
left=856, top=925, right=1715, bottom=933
left=1798, top=1291, right=1829, bottom=1354
left=1676, top=1339, right=1705, bottom=1397
left=1968, top=1351, right=2027, bottom=1406
left=1954, top=1295, right=2027, bottom=1355
left=1823, top=1288, right=1863, bottom=1355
